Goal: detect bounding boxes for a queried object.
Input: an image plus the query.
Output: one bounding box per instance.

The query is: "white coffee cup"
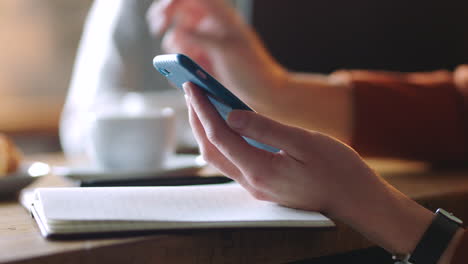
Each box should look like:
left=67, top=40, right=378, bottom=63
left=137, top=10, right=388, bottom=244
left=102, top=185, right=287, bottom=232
left=121, top=90, right=197, bottom=149
left=86, top=108, right=176, bottom=171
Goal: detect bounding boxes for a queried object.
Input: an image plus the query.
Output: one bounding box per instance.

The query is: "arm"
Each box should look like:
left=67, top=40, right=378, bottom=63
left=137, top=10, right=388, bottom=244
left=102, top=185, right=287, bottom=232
left=261, top=66, right=468, bottom=162
left=147, top=0, right=352, bottom=142
left=183, top=82, right=465, bottom=263
left=332, top=66, right=468, bottom=162
left=60, top=0, right=169, bottom=159
left=149, top=0, right=468, bottom=162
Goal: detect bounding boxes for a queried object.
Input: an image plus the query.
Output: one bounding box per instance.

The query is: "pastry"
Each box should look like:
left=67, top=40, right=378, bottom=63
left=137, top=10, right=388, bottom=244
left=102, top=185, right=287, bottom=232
left=0, top=134, right=22, bottom=176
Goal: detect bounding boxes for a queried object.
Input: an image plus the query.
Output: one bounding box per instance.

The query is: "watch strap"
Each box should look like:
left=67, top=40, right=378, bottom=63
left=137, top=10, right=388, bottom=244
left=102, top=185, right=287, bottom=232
left=409, top=209, right=461, bottom=264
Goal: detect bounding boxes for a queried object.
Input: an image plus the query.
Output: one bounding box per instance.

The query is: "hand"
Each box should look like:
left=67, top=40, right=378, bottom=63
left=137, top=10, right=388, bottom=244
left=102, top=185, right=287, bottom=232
left=183, top=82, right=376, bottom=214
left=147, top=0, right=287, bottom=111
left=183, top=82, right=438, bottom=257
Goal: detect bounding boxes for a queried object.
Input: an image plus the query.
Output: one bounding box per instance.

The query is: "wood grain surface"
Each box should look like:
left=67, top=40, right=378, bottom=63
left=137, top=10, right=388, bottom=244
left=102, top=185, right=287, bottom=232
left=1, top=154, right=467, bottom=264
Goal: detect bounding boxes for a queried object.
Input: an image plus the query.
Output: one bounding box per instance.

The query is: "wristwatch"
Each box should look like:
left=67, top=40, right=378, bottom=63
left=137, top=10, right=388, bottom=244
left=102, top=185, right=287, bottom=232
left=393, top=208, right=463, bottom=264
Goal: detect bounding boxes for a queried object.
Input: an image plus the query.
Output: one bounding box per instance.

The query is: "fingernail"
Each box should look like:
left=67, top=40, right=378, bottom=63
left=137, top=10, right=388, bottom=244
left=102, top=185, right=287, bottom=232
left=183, top=83, right=192, bottom=97
left=227, top=111, right=246, bottom=130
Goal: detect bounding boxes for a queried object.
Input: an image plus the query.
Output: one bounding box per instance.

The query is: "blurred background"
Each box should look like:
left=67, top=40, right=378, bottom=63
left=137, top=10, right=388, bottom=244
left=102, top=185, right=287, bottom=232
left=1, top=0, right=467, bottom=154
left=253, top=0, right=468, bottom=73
left=0, top=0, right=93, bottom=153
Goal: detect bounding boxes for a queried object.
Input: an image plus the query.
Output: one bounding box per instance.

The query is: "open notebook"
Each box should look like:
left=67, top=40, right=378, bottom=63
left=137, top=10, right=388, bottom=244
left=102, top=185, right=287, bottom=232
left=31, top=183, right=334, bottom=238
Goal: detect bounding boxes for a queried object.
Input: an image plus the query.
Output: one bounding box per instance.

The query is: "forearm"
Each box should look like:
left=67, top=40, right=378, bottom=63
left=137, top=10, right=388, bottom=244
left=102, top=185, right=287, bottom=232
left=257, top=71, right=353, bottom=143
left=334, top=69, right=468, bottom=161
left=329, top=167, right=464, bottom=264
left=259, top=67, right=468, bottom=162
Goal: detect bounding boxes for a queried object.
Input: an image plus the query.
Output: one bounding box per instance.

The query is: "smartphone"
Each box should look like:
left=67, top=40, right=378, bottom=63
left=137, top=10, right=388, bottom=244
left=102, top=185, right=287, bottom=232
left=153, top=53, right=279, bottom=153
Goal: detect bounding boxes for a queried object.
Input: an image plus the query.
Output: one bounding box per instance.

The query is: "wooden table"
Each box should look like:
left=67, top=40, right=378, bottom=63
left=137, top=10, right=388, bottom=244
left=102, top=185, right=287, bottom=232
left=1, top=155, right=468, bottom=264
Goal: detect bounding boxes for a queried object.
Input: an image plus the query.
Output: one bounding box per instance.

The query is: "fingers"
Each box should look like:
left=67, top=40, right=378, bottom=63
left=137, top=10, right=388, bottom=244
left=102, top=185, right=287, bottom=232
left=186, top=92, right=276, bottom=202
left=186, top=94, right=273, bottom=201
left=184, top=83, right=277, bottom=177
left=227, top=110, right=311, bottom=159
left=147, top=0, right=180, bottom=35
left=186, top=95, right=244, bottom=182
left=147, top=0, right=232, bottom=35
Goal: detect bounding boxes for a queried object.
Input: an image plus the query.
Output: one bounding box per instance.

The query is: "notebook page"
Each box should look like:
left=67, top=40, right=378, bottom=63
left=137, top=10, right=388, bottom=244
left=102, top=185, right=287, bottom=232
left=35, top=183, right=332, bottom=224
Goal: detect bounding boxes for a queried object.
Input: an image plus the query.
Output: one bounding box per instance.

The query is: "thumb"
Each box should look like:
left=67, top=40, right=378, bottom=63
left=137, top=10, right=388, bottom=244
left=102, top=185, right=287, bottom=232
left=226, top=110, right=311, bottom=158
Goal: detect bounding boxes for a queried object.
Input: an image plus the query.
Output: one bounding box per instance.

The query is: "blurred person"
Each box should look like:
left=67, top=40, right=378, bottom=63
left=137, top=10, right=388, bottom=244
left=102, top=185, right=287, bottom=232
left=149, top=0, right=468, bottom=263
left=147, top=0, right=468, bottom=163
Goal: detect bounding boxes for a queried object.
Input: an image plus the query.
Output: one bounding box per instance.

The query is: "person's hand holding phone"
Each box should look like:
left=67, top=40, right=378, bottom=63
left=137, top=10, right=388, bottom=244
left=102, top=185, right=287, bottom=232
left=183, top=82, right=436, bottom=258
left=183, top=82, right=375, bottom=213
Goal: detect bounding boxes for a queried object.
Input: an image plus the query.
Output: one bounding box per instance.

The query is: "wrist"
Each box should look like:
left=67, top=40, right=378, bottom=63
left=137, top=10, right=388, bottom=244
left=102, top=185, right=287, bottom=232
left=388, top=195, right=435, bottom=255
left=328, top=166, right=464, bottom=264
left=328, top=169, right=434, bottom=255
left=237, top=58, right=288, bottom=113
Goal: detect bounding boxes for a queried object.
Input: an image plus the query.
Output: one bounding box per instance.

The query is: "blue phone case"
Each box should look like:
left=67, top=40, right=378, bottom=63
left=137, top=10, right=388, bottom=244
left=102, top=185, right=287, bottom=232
left=153, top=54, right=279, bottom=153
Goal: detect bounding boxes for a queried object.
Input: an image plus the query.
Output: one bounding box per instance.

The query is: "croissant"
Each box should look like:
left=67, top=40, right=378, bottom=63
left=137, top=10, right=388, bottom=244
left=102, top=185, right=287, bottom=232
left=0, top=134, right=22, bottom=176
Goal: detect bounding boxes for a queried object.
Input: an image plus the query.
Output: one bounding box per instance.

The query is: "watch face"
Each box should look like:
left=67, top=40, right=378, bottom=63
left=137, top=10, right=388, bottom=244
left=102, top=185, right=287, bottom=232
left=437, top=208, right=463, bottom=225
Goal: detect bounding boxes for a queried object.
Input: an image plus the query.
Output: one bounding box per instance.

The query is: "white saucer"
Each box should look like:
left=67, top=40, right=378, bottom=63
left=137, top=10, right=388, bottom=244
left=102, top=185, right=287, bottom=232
left=0, top=162, right=50, bottom=198
left=54, top=154, right=207, bottom=181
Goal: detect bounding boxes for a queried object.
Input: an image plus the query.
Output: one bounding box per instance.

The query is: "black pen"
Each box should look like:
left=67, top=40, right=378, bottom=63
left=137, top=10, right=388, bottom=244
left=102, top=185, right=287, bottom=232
left=80, top=175, right=233, bottom=187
